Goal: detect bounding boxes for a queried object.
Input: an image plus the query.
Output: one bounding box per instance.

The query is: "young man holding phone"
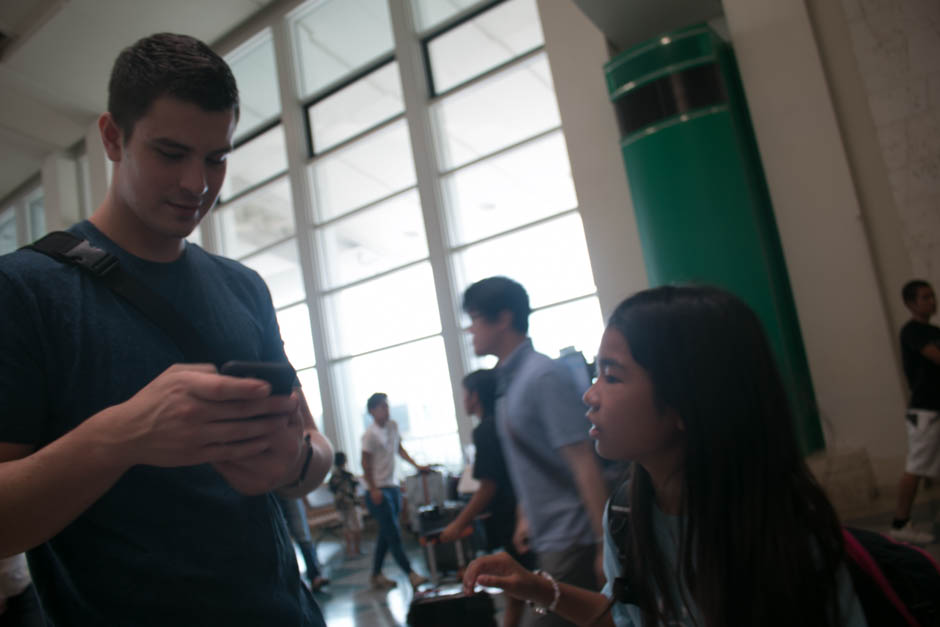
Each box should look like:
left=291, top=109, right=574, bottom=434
left=0, top=33, right=332, bottom=626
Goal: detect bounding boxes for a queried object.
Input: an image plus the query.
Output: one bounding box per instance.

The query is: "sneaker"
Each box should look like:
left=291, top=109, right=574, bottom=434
left=370, top=573, right=397, bottom=589
left=888, top=521, right=935, bottom=544
left=408, top=571, right=429, bottom=589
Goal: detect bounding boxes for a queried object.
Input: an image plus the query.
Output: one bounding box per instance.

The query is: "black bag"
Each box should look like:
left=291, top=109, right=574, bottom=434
left=843, top=526, right=940, bottom=627
left=407, top=588, right=497, bottom=627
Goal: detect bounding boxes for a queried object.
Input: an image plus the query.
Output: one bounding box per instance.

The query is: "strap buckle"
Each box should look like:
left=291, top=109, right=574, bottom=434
left=65, top=240, right=118, bottom=277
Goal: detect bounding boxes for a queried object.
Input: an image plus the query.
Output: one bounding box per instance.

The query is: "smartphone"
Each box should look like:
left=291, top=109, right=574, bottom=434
left=220, top=361, right=296, bottom=396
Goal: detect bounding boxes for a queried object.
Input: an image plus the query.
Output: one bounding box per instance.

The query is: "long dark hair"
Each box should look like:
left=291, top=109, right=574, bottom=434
left=609, top=285, right=844, bottom=627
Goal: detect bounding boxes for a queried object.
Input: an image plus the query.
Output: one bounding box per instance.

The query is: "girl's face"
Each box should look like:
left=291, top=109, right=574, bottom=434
left=584, top=326, right=684, bottom=462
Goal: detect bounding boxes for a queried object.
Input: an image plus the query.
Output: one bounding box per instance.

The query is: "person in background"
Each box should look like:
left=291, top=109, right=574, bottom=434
left=463, top=276, right=608, bottom=627
left=361, top=393, right=430, bottom=590
left=276, top=496, right=330, bottom=591
left=440, top=369, right=533, bottom=627
left=890, top=279, right=940, bottom=544
left=328, top=451, right=363, bottom=558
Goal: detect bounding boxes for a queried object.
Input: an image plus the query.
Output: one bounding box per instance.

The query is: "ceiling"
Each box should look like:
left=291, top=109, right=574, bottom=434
left=0, top=0, right=277, bottom=205
left=572, top=0, right=723, bottom=52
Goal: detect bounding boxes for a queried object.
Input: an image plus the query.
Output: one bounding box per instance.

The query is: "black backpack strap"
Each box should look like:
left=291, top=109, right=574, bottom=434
left=607, top=482, right=636, bottom=604
left=25, top=231, right=213, bottom=363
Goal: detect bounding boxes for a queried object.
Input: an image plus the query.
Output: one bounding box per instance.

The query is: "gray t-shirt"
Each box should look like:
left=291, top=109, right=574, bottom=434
left=496, top=339, right=595, bottom=553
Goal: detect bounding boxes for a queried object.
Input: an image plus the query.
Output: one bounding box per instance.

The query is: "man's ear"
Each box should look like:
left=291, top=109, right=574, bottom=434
left=497, top=309, right=514, bottom=332
left=98, top=113, right=124, bottom=162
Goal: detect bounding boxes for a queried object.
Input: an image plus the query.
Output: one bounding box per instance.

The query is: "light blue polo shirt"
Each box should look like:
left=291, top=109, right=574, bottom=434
left=496, top=339, right=596, bottom=553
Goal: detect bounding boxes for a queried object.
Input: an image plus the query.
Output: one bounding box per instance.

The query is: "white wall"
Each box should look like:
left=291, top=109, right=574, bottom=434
left=537, top=0, right=648, bottom=321
left=540, top=0, right=911, bottom=486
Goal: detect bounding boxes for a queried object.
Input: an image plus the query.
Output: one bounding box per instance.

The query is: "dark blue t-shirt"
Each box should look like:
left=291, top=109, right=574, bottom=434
left=0, top=221, right=323, bottom=626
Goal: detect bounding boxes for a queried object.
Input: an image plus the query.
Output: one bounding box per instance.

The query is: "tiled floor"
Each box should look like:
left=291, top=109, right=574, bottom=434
left=304, top=498, right=940, bottom=627
left=302, top=525, right=504, bottom=627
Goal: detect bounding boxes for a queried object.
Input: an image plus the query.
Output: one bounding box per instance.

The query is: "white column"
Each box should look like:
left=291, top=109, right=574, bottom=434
left=720, top=0, right=907, bottom=481
left=536, top=0, right=649, bottom=319
left=388, top=0, right=476, bottom=450
left=83, top=120, right=110, bottom=211
left=40, top=152, right=81, bottom=231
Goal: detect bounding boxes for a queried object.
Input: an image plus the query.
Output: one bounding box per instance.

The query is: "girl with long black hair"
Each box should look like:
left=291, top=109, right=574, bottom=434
left=462, top=285, right=867, bottom=626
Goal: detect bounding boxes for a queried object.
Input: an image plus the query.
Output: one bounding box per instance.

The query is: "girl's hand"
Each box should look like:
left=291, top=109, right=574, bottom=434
left=462, top=553, right=552, bottom=607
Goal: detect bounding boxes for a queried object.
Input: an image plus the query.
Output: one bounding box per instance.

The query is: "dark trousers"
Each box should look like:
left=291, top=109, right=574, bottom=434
left=364, top=486, right=412, bottom=576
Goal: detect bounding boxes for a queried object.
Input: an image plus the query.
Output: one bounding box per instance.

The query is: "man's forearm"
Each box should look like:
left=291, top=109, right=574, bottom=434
left=452, top=480, right=497, bottom=531
left=361, top=453, right=377, bottom=491
left=0, top=408, right=132, bottom=557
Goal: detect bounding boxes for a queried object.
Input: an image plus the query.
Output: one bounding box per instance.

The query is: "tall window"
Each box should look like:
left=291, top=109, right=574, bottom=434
left=421, top=0, right=604, bottom=367
left=219, top=31, right=325, bottom=430
left=292, top=0, right=459, bottom=473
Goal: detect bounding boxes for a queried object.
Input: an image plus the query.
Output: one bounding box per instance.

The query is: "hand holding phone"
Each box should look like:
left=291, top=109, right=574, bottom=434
left=220, top=361, right=296, bottom=396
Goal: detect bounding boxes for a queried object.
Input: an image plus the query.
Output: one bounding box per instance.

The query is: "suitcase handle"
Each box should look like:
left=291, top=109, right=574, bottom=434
left=420, top=525, right=474, bottom=546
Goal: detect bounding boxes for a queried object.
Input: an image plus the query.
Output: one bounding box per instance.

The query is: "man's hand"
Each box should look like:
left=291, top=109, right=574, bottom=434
left=106, top=363, right=300, bottom=469
left=370, top=487, right=384, bottom=506
left=211, top=390, right=306, bottom=495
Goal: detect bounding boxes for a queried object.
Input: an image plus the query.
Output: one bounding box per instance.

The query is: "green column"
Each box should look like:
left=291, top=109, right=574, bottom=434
left=605, top=25, right=824, bottom=454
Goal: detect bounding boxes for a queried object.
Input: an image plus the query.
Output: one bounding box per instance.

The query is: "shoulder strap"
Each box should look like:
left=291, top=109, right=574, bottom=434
left=607, top=482, right=636, bottom=604
left=25, top=231, right=213, bottom=363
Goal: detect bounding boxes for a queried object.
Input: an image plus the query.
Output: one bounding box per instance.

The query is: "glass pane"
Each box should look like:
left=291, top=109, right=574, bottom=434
left=0, top=210, right=16, bottom=255
left=221, top=125, right=288, bottom=200
left=27, top=195, right=45, bottom=240
left=331, top=336, right=460, bottom=475
left=309, top=62, right=404, bottom=153
left=292, top=0, right=394, bottom=99
left=428, top=0, right=543, bottom=94
left=444, top=131, right=576, bottom=246
left=317, top=189, right=428, bottom=289
left=310, top=120, right=416, bottom=223
left=324, top=262, right=440, bottom=357
left=217, top=176, right=296, bottom=259
left=433, top=52, right=560, bottom=170
left=277, top=302, right=316, bottom=370
left=452, top=213, right=596, bottom=309
left=241, top=238, right=305, bottom=309
left=529, top=297, right=604, bottom=361
left=411, top=0, right=479, bottom=31
left=227, top=32, right=281, bottom=143
left=296, top=367, right=325, bottom=433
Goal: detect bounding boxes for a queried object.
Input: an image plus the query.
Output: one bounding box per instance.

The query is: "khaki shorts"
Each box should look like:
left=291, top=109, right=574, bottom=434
left=905, top=409, right=940, bottom=478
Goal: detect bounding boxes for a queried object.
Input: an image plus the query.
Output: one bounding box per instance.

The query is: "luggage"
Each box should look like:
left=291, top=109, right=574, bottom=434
left=404, top=469, right=446, bottom=533
left=418, top=510, right=475, bottom=584
left=407, top=585, right=497, bottom=627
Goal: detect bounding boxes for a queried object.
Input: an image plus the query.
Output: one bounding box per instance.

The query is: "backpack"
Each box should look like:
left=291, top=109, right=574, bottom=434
left=843, top=526, right=940, bottom=627
left=606, top=488, right=940, bottom=625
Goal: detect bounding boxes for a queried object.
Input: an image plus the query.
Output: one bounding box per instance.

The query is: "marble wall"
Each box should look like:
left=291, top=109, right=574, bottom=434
left=842, top=0, right=940, bottom=285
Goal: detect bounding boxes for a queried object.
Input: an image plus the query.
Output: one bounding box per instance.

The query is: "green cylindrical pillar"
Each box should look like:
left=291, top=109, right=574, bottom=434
left=605, top=24, right=824, bottom=453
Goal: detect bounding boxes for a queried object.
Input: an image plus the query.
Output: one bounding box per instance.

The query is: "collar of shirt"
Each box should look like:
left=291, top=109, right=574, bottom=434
left=496, top=338, right=534, bottom=397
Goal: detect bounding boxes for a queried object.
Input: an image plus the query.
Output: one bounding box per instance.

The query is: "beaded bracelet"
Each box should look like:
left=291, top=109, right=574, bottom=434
left=529, top=569, right=560, bottom=615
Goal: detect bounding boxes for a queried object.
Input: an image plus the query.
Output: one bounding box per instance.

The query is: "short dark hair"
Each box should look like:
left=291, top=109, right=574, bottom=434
left=902, top=280, right=931, bottom=304
left=334, top=451, right=347, bottom=467
left=462, top=276, right=530, bottom=334
left=462, top=369, right=498, bottom=419
left=108, top=32, right=239, bottom=140
left=366, top=392, right=388, bottom=412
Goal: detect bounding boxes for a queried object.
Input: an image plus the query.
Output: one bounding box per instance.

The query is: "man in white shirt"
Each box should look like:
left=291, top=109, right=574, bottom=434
left=361, top=393, right=430, bottom=590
